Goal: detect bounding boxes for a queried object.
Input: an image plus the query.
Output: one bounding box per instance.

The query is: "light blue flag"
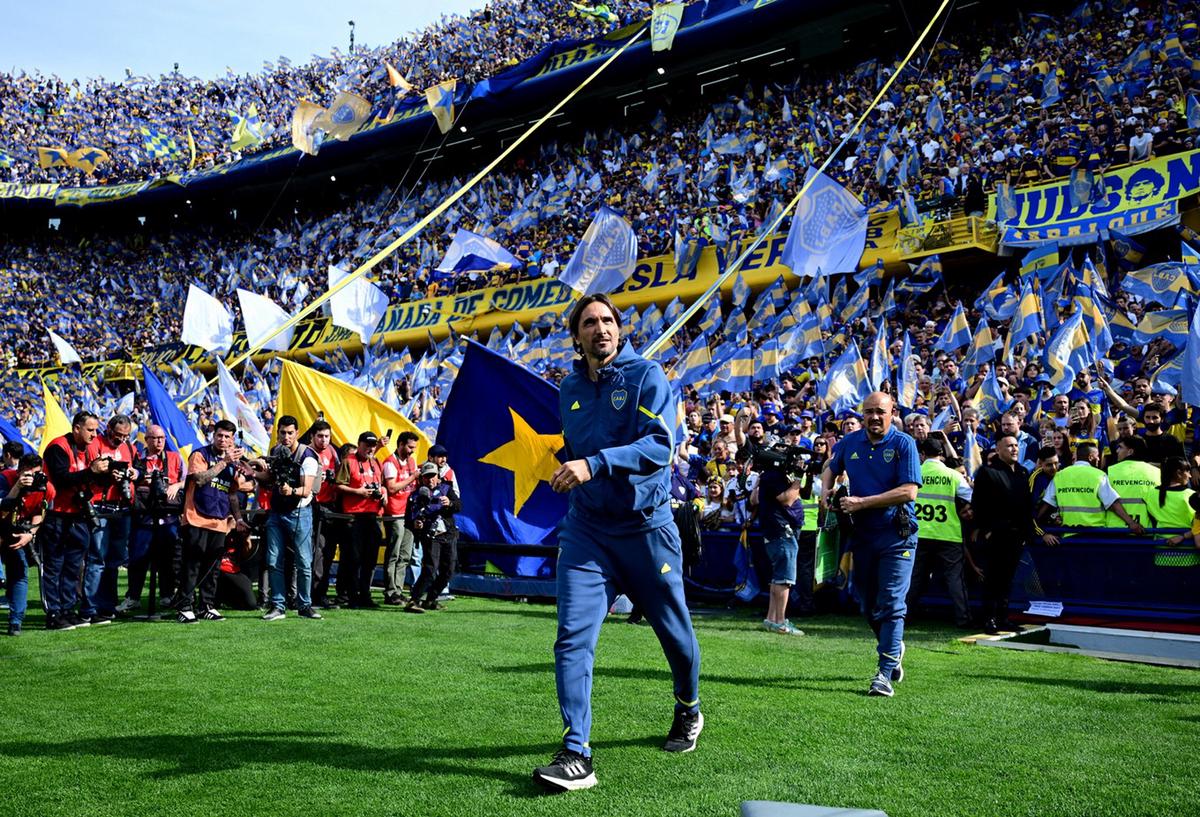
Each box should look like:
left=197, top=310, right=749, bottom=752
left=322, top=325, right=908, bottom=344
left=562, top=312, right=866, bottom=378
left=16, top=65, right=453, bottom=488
left=642, top=162, right=660, bottom=193
left=961, top=317, right=995, bottom=380
left=931, top=404, right=954, bottom=431
left=558, top=205, right=639, bottom=296
left=650, top=2, right=684, bottom=51
left=925, top=95, right=945, bottom=133
left=820, top=341, right=869, bottom=414
left=794, top=302, right=825, bottom=361
left=1130, top=309, right=1192, bottom=347
left=1188, top=95, right=1200, bottom=130
left=1008, top=278, right=1043, bottom=350
left=436, top=228, right=521, bottom=273
left=781, top=167, right=868, bottom=278
left=711, top=133, right=746, bottom=155
left=869, top=317, right=890, bottom=391
left=933, top=302, right=971, bottom=353
left=896, top=331, right=918, bottom=409
left=1180, top=306, right=1200, bottom=407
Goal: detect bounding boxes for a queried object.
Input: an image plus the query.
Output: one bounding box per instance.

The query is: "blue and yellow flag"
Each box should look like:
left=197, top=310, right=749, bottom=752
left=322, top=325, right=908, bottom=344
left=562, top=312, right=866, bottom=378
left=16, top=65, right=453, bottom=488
left=68, top=147, right=110, bottom=175
left=319, top=92, right=371, bottom=142
left=36, top=146, right=71, bottom=169
left=425, top=79, right=457, bottom=135
left=137, top=125, right=183, bottom=159
left=0, top=413, right=35, bottom=455
left=1021, top=243, right=1059, bottom=280
left=438, top=341, right=566, bottom=544
left=230, top=104, right=265, bottom=150
left=1042, top=311, right=1094, bottom=394
left=820, top=341, right=869, bottom=414
left=1108, top=228, right=1145, bottom=270
left=142, top=364, right=203, bottom=460
left=933, top=302, right=971, bottom=353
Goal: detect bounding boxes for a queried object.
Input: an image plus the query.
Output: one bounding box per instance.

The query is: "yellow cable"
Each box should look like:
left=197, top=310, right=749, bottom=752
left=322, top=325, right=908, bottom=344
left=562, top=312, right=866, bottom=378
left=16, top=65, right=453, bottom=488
left=642, top=0, right=954, bottom=358
left=181, top=23, right=649, bottom=406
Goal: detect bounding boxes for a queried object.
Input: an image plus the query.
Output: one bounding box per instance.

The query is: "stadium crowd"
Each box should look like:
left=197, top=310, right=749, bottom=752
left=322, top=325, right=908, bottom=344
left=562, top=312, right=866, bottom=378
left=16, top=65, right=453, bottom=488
left=3, top=0, right=1200, bottom=638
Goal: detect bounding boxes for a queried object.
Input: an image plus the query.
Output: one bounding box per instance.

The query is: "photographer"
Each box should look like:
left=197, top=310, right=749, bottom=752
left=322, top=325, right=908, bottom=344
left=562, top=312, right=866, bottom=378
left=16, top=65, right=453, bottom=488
left=404, top=462, right=461, bottom=613
left=335, top=431, right=387, bottom=608
left=82, top=414, right=139, bottom=625
left=42, top=411, right=109, bottom=631
left=2, top=454, right=50, bottom=636
left=118, top=425, right=186, bottom=614
left=176, top=420, right=248, bottom=623
left=308, top=421, right=342, bottom=609
left=382, top=431, right=420, bottom=605
left=244, top=415, right=321, bottom=621
left=750, top=442, right=813, bottom=636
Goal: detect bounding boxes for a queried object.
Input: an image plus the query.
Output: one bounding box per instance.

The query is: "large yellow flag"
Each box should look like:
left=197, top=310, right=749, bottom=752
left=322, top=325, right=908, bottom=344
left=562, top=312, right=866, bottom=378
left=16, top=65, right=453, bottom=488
left=275, top=359, right=429, bottom=462
left=291, top=100, right=326, bottom=155
left=385, top=62, right=414, bottom=91
left=67, top=147, right=110, bottom=175
left=36, top=146, right=71, bottom=169
left=40, top=381, right=72, bottom=454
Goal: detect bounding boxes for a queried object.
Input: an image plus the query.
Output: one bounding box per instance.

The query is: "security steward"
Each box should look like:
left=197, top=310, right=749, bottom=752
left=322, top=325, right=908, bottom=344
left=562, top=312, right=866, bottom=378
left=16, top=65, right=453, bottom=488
left=821, top=390, right=921, bottom=698
left=1104, top=436, right=1160, bottom=532
left=1149, top=456, right=1198, bottom=567
left=907, top=437, right=973, bottom=629
left=1039, top=442, right=1144, bottom=538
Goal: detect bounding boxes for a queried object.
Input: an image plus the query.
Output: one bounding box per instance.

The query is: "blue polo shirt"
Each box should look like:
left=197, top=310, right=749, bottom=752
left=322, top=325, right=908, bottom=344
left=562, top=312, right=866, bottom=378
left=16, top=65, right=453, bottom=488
left=828, top=426, right=921, bottom=531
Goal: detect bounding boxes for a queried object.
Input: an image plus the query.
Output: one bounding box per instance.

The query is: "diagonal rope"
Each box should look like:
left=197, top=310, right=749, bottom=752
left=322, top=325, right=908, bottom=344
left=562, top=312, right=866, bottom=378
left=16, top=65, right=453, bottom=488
left=642, top=0, right=955, bottom=358
left=181, top=23, right=649, bottom=406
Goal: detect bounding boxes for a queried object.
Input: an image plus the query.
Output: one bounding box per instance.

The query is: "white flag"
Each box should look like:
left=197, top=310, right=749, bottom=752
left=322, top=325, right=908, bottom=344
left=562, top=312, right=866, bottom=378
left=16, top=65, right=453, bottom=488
left=327, top=265, right=388, bottom=344
left=181, top=284, right=234, bottom=353
left=215, top=358, right=271, bottom=455
left=47, top=330, right=82, bottom=364
left=236, top=288, right=294, bottom=352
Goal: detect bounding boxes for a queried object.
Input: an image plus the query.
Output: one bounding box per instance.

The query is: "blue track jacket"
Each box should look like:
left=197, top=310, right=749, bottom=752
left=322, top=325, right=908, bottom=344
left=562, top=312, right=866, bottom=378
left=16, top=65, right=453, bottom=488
left=559, top=341, right=675, bottom=534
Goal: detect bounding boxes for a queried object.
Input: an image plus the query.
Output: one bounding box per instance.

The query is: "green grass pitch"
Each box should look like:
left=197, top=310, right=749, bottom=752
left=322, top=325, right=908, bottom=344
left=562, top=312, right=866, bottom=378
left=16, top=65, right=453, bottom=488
left=1, top=595, right=1195, bottom=817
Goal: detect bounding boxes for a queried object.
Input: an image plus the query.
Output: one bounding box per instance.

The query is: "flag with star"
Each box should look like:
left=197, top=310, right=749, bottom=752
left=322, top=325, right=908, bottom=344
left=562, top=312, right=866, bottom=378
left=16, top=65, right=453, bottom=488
left=438, top=341, right=567, bottom=545
left=425, top=79, right=457, bottom=134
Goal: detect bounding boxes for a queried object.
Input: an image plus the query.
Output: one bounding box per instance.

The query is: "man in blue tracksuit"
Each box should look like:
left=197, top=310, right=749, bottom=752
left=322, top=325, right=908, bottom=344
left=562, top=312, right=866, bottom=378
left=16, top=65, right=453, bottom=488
left=821, top=391, right=921, bottom=698
left=532, top=294, right=702, bottom=793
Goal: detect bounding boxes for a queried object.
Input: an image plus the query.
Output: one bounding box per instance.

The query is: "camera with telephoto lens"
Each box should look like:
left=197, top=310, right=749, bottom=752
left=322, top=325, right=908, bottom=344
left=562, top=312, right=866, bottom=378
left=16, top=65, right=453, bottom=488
left=407, top=486, right=442, bottom=531
left=268, top=453, right=303, bottom=490
left=77, top=490, right=99, bottom=527
left=751, top=443, right=809, bottom=482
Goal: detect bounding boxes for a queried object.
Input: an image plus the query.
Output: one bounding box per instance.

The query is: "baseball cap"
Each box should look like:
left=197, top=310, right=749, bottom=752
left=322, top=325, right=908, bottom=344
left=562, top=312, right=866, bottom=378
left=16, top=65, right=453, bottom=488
left=429, top=444, right=448, bottom=457
left=358, top=431, right=379, bottom=445
left=720, top=414, right=734, bottom=423
left=420, top=462, right=439, bottom=477
left=701, top=412, right=714, bottom=422
left=800, top=409, right=814, bottom=419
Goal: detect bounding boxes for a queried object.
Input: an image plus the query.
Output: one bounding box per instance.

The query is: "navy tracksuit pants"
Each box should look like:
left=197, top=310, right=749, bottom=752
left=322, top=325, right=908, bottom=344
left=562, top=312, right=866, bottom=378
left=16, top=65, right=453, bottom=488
left=554, top=520, right=700, bottom=757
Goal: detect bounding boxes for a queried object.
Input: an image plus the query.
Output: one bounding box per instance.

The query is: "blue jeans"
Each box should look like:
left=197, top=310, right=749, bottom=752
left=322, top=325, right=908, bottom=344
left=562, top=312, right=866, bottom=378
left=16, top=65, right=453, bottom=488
left=850, top=529, right=918, bottom=676
left=763, top=529, right=799, bottom=586
left=82, top=512, right=131, bottom=616
left=3, top=546, right=28, bottom=626
left=266, top=506, right=313, bottom=610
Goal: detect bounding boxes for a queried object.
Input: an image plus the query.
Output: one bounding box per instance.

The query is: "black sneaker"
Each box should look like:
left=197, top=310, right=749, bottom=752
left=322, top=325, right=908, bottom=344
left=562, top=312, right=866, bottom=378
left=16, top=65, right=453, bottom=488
left=262, top=607, right=286, bottom=622
left=532, top=748, right=597, bottom=792
left=297, top=607, right=323, bottom=620
left=199, top=609, right=225, bottom=621
left=7, top=623, right=21, bottom=637
left=68, top=613, right=91, bottom=628
left=663, top=709, right=704, bottom=753
left=47, top=615, right=76, bottom=631
left=91, top=612, right=115, bottom=626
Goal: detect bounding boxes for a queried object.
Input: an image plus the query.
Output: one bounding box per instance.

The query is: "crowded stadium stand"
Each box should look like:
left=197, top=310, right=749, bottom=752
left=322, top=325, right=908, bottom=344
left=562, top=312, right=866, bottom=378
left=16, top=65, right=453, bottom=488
left=2, top=0, right=1199, bottom=629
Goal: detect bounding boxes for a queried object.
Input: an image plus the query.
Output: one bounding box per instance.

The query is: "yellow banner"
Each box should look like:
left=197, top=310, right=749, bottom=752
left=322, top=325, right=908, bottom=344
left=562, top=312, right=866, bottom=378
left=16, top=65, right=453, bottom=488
left=988, top=149, right=1200, bottom=245
left=0, top=182, right=59, bottom=200
left=17, top=214, right=902, bottom=378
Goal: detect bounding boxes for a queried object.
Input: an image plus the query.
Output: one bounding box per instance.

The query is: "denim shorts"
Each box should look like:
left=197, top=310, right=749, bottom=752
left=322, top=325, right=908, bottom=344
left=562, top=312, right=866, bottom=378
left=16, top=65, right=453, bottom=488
left=764, top=530, right=799, bottom=586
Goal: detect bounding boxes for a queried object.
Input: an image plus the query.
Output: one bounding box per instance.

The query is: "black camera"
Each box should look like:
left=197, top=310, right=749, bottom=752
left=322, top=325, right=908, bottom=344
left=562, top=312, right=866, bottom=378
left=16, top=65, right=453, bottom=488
left=77, top=490, right=99, bottom=527
left=752, top=443, right=808, bottom=481
left=28, top=472, right=48, bottom=492
left=268, top=453, right=303, bottom=490
left=363, top=482, right=384, bottom=500
left=407, top=486, right=442, bottom=531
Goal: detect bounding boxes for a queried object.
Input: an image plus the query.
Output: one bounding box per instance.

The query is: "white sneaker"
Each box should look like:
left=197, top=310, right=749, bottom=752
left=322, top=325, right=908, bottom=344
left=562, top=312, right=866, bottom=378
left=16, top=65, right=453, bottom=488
left=116, top=598, right=140, bottom=614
